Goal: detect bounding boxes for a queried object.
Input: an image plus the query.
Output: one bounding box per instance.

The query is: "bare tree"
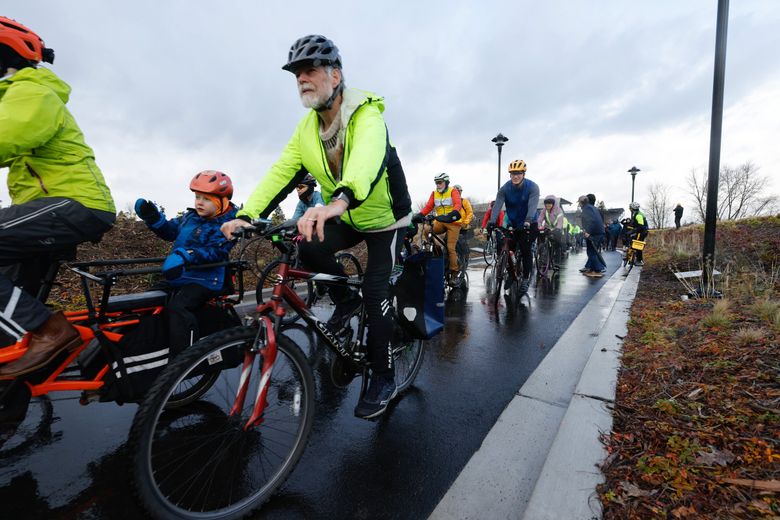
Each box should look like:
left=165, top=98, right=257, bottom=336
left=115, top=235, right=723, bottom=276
left=686, top=161, right=778, bottom=222
left=645, top=182, right=671, bottom=229
left=687, top=167, right=708, bottom=222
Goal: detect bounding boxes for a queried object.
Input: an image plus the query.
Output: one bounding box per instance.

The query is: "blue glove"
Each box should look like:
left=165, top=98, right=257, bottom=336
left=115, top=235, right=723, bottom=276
left=134, top=198, right=161, bottom=224
left=162, top=251, right=187, bottom=280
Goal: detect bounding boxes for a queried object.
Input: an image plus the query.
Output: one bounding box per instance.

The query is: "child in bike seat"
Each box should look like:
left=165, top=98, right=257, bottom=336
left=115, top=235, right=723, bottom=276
left=134, top=171, right=237, bottom=355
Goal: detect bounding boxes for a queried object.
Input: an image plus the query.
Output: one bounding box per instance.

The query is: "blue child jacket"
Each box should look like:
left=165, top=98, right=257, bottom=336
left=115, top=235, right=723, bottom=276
left=147, top=205, right=238, bottom=290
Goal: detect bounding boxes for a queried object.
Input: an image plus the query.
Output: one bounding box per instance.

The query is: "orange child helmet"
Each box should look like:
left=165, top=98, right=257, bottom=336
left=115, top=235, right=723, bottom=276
left=0, top=16, right=53, bottom=63
left=189, top=170, right=233, bottom=199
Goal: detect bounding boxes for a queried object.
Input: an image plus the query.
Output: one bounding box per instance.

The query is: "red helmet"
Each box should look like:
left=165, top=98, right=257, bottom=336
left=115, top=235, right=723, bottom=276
left=0, top=17, right=50, bottom=63
left=189, top=170, right=233, bottom=199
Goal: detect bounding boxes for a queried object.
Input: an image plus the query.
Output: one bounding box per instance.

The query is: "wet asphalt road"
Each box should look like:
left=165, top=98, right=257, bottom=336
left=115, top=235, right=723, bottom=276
left=0, top=249, right=622, bottom=520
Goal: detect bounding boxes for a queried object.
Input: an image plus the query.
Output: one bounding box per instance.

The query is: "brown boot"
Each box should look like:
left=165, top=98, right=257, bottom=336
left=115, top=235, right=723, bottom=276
left=0, top=311, right=81, bottom=380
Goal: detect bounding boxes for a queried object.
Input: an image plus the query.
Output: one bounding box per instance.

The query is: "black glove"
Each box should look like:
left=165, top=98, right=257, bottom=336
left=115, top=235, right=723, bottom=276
left=135, top=198, right=160, bottom=223
left=424, top=214, right=435, bottom=223
left=486, top=222, right=497, bottom=234
left=411, top=213, right=424, bottom=224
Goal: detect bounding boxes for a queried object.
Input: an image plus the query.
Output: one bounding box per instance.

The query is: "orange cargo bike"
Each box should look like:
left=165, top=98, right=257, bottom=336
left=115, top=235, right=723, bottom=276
left=0, top=255, right=248, bottom=430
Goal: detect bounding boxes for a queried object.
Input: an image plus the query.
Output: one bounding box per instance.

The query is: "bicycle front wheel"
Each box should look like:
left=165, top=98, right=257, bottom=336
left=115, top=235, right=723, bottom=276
left=536, top=240, right=551, bottom=277
left=392, top=327, right=425, bottom=392
left=492, top=251, right=507, bottom=304
left=483, top=236, right=496, bottom=265
left=130, top=326, right=315, bottom=520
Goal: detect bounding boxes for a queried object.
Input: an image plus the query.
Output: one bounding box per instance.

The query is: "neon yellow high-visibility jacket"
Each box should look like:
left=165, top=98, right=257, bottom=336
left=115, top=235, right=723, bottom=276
left=238, top=89, right=411, bottom=230
left=0, top=67, right=115, bottom=213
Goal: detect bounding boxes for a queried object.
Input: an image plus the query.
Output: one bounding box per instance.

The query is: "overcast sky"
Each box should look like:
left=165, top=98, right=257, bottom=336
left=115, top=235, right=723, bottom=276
left=3, top=1, right=779, bottom=221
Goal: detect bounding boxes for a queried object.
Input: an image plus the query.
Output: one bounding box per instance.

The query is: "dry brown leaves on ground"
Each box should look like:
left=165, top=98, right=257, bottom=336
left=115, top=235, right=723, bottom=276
left=598, top=218, right=780, bottom=519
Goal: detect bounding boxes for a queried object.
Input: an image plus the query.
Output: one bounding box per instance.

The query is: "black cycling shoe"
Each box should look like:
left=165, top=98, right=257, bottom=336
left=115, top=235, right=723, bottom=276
left=354, top=373, right=398, bottom=419
left=326, top=291, right=362, bottom=333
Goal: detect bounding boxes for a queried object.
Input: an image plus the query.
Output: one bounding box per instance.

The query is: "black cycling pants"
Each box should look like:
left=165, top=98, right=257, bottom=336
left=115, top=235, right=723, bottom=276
left=0, top=197, right=114, bottom=341
left=298, top=220, right=403, bottom=375
left=166, top=283, right=220, bottom=356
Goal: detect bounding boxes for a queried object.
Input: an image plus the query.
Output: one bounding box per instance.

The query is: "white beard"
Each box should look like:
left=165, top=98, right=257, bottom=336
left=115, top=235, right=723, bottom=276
left=300, top=82, right=334, bottom=110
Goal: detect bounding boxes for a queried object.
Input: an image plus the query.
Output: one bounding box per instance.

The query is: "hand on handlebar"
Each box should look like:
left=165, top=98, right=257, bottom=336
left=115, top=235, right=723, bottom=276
left=221, top=219, right=254, bottom=240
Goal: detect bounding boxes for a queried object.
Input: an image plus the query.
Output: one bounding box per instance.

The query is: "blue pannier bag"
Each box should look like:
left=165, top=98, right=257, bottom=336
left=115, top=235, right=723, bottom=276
left=391, top=251, right=445, bottom=339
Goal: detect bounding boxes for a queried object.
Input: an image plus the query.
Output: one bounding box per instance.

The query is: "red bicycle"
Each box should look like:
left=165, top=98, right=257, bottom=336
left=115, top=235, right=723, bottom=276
left=128, top=220, right=426, bottom=520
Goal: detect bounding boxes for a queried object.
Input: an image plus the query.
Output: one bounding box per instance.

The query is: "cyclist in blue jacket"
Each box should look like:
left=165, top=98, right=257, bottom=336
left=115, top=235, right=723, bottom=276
left=135, top=171, right=237, bottom=355
left=291, top=174, right=325, bottom=222
left=487, top=159, right=540, bottom=294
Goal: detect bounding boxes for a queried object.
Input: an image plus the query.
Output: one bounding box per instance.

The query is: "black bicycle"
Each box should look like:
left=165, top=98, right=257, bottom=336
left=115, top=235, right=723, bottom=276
left=484, top=226, right=528, bottom=304
left=535, top=228, right=555, bottom=277
left=128, top=220, right=425, bottom=520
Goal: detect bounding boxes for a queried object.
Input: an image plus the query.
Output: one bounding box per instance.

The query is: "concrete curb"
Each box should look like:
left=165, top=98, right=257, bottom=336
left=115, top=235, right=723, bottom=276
left=430, top=266, right=641, bottom=520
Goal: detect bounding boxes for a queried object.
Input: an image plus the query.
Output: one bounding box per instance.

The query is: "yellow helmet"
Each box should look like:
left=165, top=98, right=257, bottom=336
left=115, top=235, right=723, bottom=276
left=508, top=159, right=527, bottom=173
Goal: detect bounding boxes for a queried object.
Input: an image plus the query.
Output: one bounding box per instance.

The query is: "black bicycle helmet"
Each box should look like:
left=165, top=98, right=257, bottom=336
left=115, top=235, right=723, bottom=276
left=282, top=34, right=342, bottom=73
left=301, top=173, right=317, bottom=187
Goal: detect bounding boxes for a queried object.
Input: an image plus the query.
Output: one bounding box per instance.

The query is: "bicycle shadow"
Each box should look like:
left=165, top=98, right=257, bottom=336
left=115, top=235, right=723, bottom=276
left=0, top=441, right=144, bottom=520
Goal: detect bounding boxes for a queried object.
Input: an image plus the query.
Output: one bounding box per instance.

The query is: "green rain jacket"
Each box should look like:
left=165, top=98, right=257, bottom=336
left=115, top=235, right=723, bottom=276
left=0, top=67, right=115, bottom=213
left=238, top=89, right=411, bottom=231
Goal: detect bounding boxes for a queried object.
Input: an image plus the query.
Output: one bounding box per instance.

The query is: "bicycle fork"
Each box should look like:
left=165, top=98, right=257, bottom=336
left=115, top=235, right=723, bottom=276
left=229, top=315, right=278, bottom=430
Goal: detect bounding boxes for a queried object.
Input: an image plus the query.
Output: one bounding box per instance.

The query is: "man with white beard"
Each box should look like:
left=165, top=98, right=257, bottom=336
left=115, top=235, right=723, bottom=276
left=221, top=35, right=413, bottom=419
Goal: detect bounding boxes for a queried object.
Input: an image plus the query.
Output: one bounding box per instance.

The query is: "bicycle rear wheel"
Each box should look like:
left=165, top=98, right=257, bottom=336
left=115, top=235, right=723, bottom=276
left=257, top=260, right=314, bottom=325
left=164, top=370, right=219, bottom=408
left=130, top=326, right=314, bottom=520
left=336, top=252, right=364, bottom=281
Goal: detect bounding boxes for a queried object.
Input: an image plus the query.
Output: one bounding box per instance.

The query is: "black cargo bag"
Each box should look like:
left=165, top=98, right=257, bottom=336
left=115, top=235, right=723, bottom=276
left=99, top=305, right=242, bottom=404
left=99, top=313, right=170, bottom=404
left=392, top=251, right=445, bottom=340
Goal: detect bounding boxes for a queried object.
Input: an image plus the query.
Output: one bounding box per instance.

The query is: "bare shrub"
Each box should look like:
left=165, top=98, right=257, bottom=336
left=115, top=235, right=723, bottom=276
left=733, top=326, right=766, bottom=346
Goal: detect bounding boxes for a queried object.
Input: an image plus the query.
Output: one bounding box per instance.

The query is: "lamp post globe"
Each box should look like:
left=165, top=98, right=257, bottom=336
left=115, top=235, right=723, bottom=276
left=628, top=166, right=641, bottom=203
left=492, top=133, right=509, bottom=191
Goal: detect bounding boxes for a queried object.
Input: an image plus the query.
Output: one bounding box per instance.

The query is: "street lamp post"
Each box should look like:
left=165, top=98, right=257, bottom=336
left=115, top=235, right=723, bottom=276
left=628, top=166, right=641, bottom=203
left=492, top=133, right=509, bottom=192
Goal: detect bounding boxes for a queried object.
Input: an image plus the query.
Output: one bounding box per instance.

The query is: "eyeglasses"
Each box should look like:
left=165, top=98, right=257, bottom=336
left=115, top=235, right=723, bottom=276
left=296, top=184, right=308, bottom=190
left=435, top=181, right=445, bottom=184
left=510, top=171, right=525, bottom=176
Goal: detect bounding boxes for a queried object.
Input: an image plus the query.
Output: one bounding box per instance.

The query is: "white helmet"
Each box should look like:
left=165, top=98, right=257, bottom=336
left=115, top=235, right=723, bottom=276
left=433, top=172, right=449, bottom=183
left=629, top=202, right=640, bottom=210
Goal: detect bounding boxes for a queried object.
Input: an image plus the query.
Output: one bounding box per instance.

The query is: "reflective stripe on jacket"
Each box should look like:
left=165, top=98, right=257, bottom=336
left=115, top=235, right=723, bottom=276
left=0, top=68, right=115, bottom=213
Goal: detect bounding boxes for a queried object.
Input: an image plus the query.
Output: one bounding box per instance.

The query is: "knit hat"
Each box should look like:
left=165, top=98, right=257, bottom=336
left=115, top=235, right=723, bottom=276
left=198, top=192, right=231, bottom=217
